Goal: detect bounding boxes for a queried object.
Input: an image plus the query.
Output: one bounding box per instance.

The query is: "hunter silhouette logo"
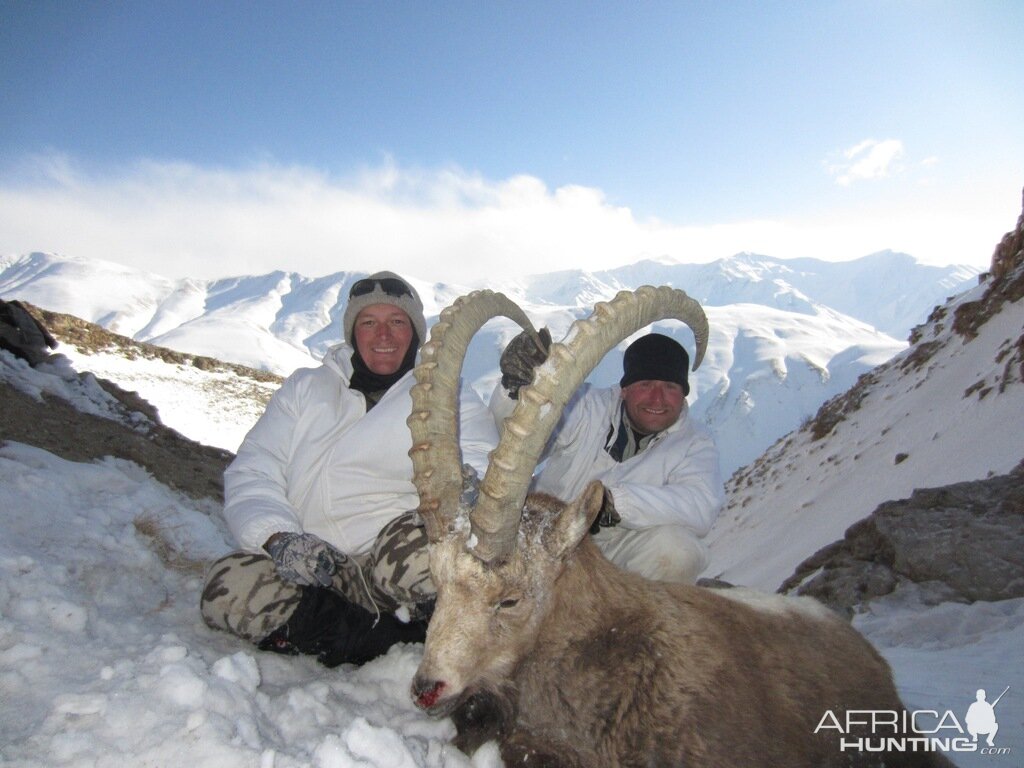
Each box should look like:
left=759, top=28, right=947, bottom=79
left=814, top=685, right=1013, bottom=756
left=965, top=686, right=1008, bottom=748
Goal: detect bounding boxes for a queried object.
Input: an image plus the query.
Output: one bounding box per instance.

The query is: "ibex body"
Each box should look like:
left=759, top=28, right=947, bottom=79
left=417, top=484, right=952, bottom=767
left=407, top=288, right=952, bottom=767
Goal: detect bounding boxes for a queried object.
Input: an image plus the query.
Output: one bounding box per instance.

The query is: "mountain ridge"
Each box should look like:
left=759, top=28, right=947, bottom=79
left=0, top=249, right=979, bottom=477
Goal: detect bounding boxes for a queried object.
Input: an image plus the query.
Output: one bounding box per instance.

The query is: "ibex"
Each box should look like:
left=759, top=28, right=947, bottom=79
left=406, top=287, right=953, bottom=767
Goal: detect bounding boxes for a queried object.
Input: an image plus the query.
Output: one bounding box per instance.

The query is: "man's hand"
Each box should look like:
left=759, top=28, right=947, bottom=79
left=264, top=532, right=338, bottom=588
left=499, top=328, right=552, bottom=399
left=589, top=489, right=621, bottom=535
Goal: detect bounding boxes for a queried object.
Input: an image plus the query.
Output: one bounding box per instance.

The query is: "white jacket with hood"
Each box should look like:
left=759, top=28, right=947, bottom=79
left=492, top=383, right=724, bottom=537
left=224, top=343, right=498, bottom=555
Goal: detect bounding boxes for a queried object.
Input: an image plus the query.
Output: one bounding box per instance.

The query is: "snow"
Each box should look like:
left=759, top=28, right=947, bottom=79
left=692, top=302, right=903, bottom=475
left=0, top=437, right=492, bottom=768
left=706, top=279, right=1024, bottom=592
left=1, top=250, right=976, bottom=476
left=850, top=593, right=1024, bottom=768
left=3, top=337, right=1022, bottom=766
left=54, top=347, right=279, bottom=453
left=2, top=353, right=152, bottom=429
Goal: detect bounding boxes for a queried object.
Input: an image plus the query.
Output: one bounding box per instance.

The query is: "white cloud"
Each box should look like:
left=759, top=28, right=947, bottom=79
left=827, top=139, right=905, bottom=186
left=0, top=153, right=1003, bottom=285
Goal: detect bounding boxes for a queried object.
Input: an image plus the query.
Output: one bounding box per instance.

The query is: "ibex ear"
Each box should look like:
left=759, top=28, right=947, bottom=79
left=547, top=480, right=606, bottom=560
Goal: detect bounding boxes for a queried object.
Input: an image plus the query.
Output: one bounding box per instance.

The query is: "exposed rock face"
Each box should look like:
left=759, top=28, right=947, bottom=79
left=781, top=464, right=1024, bottom=615
left=952, top=188, right=1024, bottom=394
left=990, top=186, right=1024, bottom=281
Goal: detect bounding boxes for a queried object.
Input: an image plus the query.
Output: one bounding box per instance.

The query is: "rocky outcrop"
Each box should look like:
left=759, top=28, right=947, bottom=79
left=951, top=188, right=1024, bottom=397
left=781, top=464, right=1024, bottom=615
left=33, top=303, right=282, bottom=385
left=990, top=186, right=1024, bottom=281
left=0, top=299, right=58, bottom=366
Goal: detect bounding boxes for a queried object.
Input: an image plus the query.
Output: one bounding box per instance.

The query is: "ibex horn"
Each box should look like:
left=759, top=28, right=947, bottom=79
left=470, top=285, right=708, bottom=563
left=408, top=290, right=541, bottom=542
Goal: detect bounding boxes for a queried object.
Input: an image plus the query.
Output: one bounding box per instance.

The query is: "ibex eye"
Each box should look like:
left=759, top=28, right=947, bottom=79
left=498, top=598, right=520, bottom=609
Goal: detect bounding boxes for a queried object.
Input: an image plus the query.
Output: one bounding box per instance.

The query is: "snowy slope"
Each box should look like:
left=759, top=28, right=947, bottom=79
left=583, top=250, right=978, bottom=337
left=689, top=303, right=901, bottom=474
left=56, top=347, right=280, bottom=453
left=0, top=439, right=474, bottom=768
left=706, top=277, right=1024, bottom=592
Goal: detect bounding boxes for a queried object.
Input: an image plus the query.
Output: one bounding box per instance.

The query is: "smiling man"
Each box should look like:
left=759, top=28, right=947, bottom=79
left=201, top=271, right=500, bottom=669
left=491, top=332, right=725, bottom=584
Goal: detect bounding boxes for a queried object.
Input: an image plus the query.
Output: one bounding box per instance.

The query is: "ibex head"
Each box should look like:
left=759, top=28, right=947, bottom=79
left=407, top=287, right=708, bottom=715
left=412, top=483, right=604, bottom=716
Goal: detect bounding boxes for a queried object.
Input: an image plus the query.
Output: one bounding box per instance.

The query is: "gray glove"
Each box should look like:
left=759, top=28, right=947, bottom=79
left=499, top=327, right=552, bottom=399
left=460, top=463, right=480, bottom=508
left=264, top=532, right=339, bottom=588
left=589, top=489, right=621, bottom=535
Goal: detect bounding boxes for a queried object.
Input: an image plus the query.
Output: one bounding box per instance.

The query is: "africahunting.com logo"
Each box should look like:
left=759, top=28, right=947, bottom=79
left=815, top=686, right=1012, bottom=757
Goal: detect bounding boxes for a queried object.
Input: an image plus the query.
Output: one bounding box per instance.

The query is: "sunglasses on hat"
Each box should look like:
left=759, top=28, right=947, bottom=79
left=349, top=277, right=413, bottom=299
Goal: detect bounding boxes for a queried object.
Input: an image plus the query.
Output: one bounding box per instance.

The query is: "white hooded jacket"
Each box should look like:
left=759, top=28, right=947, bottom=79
left=492, top=383, right=724, bottom=536
left=224, top=343, right=499, bottom=555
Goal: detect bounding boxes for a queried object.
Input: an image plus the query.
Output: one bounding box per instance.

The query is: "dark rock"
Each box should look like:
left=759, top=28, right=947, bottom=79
left=0, top=299, right=58, bottom=366
left=781, top=465, right=1024, bottom=616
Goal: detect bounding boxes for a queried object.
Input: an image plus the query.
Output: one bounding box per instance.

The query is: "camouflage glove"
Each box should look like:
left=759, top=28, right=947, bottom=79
left=264, top=532, right=339, bottom=588
left=589, top=489, right=621, bottom=535
left=499, top=327, right=552, bottom=399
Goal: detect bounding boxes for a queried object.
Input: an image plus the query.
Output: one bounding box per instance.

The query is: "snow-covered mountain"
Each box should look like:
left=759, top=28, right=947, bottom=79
left=529, top=250, right=979, bottom=339
left=0, top=250, right=979, bottom=476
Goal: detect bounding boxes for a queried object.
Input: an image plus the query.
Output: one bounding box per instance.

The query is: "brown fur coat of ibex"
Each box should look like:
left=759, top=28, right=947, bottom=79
left=406, top=287, right=953, bottom=768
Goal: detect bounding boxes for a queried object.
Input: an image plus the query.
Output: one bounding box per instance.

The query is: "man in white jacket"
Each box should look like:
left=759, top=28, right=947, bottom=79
left=492, top=331, right=724, bottom=584
left=201, top=272, right=499, bottom=666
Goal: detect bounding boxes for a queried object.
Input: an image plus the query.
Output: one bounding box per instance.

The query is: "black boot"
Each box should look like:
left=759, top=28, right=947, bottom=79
left=257, top=587, right=428, bottom=667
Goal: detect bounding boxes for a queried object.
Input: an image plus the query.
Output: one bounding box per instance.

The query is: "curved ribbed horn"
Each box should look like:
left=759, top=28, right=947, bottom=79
left=470, top=285, right=708, bottom=563
left=408, top=290, right=540, bottom=542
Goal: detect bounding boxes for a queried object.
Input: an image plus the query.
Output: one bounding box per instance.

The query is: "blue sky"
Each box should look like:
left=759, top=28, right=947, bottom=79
left=1, top=1, right=1022, bottom=283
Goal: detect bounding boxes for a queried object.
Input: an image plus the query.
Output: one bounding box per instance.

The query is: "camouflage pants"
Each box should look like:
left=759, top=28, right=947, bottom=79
left=200, top=511, right=433, bottom=643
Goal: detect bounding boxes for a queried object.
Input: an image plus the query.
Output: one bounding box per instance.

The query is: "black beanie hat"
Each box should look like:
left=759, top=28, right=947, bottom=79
left=619, top=333, right=690, bottom=395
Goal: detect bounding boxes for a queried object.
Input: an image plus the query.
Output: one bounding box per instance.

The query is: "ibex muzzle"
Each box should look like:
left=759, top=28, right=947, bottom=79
left=412, top=484, right=604, bottom=718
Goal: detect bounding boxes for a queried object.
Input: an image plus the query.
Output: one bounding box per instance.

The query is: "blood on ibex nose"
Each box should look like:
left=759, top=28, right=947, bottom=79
left=413, top=679, right=446, bottom=709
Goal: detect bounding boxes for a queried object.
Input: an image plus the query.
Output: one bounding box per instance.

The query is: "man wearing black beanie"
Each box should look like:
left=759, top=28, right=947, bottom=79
left=493, top=331, right=724, bottom=584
